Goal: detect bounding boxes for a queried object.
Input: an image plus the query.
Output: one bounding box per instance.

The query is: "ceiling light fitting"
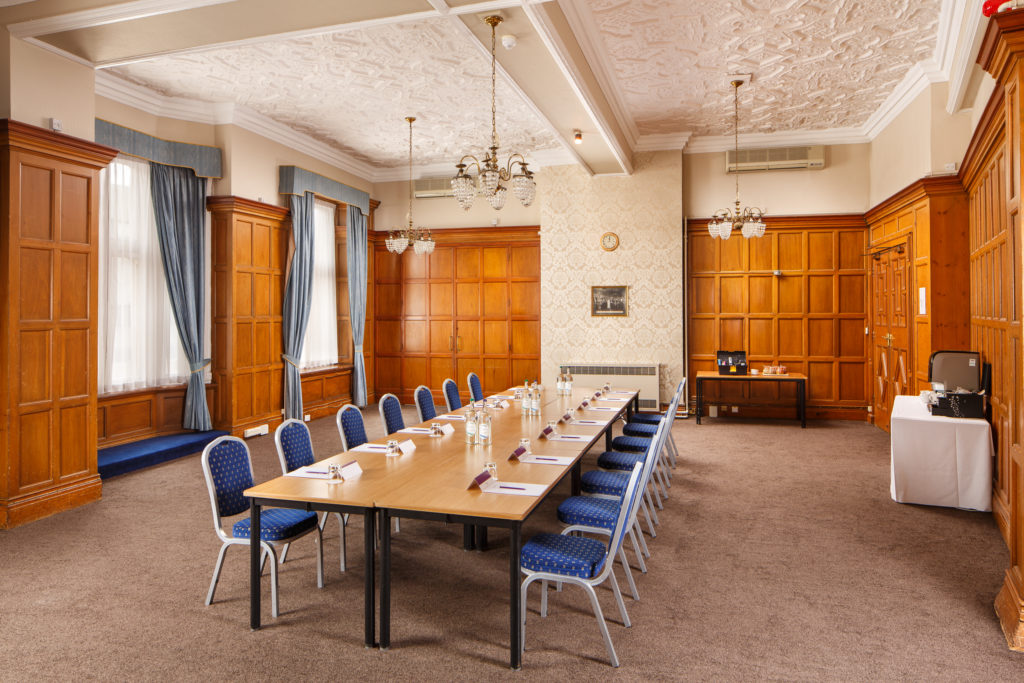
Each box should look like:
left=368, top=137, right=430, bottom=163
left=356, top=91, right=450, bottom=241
left=708, top=79, right=766, bottom=240
left=386, top=116, right=435, bottom=255
left=450, top=15, right=536, bottom=212
left=573, top=129, right=582, bottom=144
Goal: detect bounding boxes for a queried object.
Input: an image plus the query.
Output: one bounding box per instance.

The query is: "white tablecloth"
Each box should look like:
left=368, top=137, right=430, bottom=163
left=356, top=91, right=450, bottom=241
left=889, top=395, right=993, bottom=511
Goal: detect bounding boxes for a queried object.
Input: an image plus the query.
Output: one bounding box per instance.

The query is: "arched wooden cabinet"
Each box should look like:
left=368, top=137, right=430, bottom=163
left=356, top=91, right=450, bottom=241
left=373, top=227, right=541, bottom=404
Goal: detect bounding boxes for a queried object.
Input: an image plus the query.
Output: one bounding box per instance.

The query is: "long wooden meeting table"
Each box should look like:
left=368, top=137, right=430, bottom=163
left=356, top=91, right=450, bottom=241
left=243, top=385, right=639, bottom=669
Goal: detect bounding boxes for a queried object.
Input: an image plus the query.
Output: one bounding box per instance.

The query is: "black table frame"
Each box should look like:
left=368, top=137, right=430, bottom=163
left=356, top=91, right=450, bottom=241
left=695, top=374, right=806, bottom=428
left=249, top=500, right=377, bottom=646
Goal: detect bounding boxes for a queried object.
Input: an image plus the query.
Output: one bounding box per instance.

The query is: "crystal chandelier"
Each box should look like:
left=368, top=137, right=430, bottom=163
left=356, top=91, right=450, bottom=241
left=708, top=79, right=766, bottom=240
left=450, top=15, right=536, bottom=211
left=386, top=116, right=435, bottom=255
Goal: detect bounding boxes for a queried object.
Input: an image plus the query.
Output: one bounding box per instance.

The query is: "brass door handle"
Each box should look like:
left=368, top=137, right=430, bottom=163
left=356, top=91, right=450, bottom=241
left=456, top=336, right=462, bottom=352
left=449, top=335, right=453, bottom=351
left=883, top=333, right=894, bottom=347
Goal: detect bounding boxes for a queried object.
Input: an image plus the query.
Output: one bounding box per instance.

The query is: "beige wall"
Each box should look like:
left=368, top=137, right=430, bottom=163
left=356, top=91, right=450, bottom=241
left=539, top=152, right=683, bottom=402
left=928, top=81, right=974, bottom=176
left=9, top=37, right=94, bottom=139
left=372, top=177, right=541, bottom=230
left=685, top=143, right=871, bottom=217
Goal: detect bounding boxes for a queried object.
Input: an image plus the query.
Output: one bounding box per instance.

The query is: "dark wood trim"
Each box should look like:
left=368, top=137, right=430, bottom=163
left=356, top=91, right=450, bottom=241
left=864, top=176, right=966, bottom=223
left=206, top=195, right=290, bottom=221
left=978, top=10, right=1024, bottom=78
left=0, top=119, right=118, bottom=169
left=373, top=225, right=540, bottom=244
left=687, top=214, right=866, bottom=232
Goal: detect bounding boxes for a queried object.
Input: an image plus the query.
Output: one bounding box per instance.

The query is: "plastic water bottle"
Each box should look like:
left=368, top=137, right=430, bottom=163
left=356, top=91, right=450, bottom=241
left=531, top=382, right=541, bottom=415
left=566, top=371, right=573, bottom=395
left=556, top=372, right=565, bottom=395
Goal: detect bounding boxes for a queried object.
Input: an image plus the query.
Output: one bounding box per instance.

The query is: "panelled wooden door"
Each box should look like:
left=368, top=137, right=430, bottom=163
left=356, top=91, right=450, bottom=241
left=871, top=241, right=911, bottom=431
left=374, top=229, right=540, bottom=404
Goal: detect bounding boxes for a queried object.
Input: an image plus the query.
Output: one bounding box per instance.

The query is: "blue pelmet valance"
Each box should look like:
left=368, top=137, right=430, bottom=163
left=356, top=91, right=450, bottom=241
left=95, top=119, right=222, bottom=179
left=278, top=165, right=370, bottom=216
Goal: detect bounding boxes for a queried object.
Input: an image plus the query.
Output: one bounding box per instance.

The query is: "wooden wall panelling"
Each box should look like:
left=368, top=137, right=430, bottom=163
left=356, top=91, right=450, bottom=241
left=865, top=177, right=969, bottom=431
left=208, top=197, right=289, bottom=436
left=971, top=11, right=1024, bottom=651
left=97, top=384, right=217, bottom=448
left=687, top=215, right=869, bottom=420
left=373, top=227, right=540, bottom=404
left=0, top=121, right=117, bottom=528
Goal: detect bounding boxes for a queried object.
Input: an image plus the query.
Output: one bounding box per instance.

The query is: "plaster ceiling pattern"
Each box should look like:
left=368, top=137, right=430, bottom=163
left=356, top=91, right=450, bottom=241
left=584, top=0, right=943, bottom=137
left=109, top=16, right=562, bottom=169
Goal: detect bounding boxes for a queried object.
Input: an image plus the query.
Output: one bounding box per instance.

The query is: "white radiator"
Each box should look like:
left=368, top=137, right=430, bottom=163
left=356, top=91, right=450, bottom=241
left=559, top=363, right=660, bottom=409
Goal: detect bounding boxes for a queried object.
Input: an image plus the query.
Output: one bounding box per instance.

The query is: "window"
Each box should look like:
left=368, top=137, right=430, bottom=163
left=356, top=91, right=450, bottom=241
left=300, top=199, right=340, bottom=369
left=97, top=155, right=210, bottom=393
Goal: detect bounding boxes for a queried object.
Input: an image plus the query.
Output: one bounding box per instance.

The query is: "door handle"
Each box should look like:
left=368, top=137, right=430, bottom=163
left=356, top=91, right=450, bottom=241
left=449, top=335, right=453, bottom=351
left=456, top=336, right=462, bottom=352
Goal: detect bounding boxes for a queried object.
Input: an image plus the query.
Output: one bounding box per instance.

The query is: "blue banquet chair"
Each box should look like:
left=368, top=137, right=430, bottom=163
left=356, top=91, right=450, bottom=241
left=379, top=393, right=405, bottom=435
left=414, top=384, right=438, bottom=423
left=336, top=403, right=368, bottom=452
left=467, top=371, right=484, bottom=403
left=442, top=377, right=462, bottom=413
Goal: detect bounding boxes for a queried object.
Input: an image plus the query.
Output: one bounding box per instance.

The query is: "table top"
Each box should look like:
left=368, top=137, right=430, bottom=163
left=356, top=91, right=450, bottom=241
left=891, top=394, right=991, bottom=427
left=244, top=386, right=638, bottom=522
left=697, top=370, right=807, bottom=381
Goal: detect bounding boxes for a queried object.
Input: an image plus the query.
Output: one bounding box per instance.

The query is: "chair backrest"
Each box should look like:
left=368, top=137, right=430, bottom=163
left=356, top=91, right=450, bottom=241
left=662, top=380, right=684, bottom=432
left=275, top=418, right=315, bottom=474
left=414, top=385, right=437, bottom=423
left=336, top=404, right=367, bottom=451
left=596, top=462, right=645, bottom=580
left=201, top=436, right=255, bottom=538
left=442, top=378, right=462, bottom=413
left=379, top=393, right=405, bottom=435
left=467, top=372, right=483, bottom=402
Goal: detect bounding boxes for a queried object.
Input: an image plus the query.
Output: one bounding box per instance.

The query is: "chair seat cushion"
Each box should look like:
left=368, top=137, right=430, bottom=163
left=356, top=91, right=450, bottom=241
left=610, top=435, right=651, bottom=452
left=233, top=508, right=318, bottom=542
left=521, top=533, right=608, bottom=579
left=630, top=412, right=665, bottom=425
left=597, top=449, right=644, bottom=471
left=623, top=422, right=659, bottom=437
left=557, top=496, right=620, bottom=530
left=581, top=469, right=629, bottom=496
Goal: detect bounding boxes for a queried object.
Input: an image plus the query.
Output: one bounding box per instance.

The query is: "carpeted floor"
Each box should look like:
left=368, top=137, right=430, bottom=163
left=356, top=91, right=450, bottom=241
left=1, top=409, right=1021, bottom=681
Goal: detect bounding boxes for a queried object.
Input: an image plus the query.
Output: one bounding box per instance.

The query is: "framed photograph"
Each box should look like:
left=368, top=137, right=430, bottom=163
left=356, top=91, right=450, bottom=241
left=591, top=285, right=629, bottom=317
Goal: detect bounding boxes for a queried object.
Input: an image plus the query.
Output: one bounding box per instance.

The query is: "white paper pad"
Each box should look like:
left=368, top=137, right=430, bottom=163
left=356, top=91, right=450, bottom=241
left=607, top=391, right=634, bottom=395
left=399, top=427, right=432, bottom=434
left=436, top=414, right=466, bottom=421
left=586, top=406, right=620, bottom=412
left=545, top=434, right=590, bottom=442
left=517, top=454, right=574, bottom=466
left=480, top=479, right=546, bottom=496
left=284, top=464, right=333, bottom=479
left=490, top=394, right=516, bottom=400
left=599, top=397, right=629, bottom=402
left=351, top=443, right=389, bottom=453
left=571, top=419, right=607, bottom=426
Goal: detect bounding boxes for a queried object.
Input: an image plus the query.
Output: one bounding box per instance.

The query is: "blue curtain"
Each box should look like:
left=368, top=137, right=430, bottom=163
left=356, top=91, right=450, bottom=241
left=149, top=163, right=213, bottom=431
left=282, top=192, right=316, bottom=419
left=347, top=205, right=369, bottom=407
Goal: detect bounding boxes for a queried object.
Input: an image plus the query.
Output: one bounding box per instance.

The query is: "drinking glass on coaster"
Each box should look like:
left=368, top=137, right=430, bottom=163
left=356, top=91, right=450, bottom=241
left=603, top=381, right=611, bottom=393
left=429, top=422, right=442, bottom=437
left=514, top=387, right=524, bottom=400
left=385, top=439, right=400, bottom=457
left=327, top=463, right=344, bottom=482
left=484, top=462, right=498, bottom=481
left=518, top=437, right=531, bottom=454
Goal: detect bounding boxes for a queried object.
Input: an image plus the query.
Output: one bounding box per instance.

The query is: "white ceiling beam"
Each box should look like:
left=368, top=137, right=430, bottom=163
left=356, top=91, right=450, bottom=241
left=946, top=8, right=990, bottom=114
left=8, top=0, right=238, bottom=39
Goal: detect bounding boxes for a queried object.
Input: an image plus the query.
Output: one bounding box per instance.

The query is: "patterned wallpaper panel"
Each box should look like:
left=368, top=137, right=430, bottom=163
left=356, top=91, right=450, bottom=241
left=539, top=152, right=683, bottom=402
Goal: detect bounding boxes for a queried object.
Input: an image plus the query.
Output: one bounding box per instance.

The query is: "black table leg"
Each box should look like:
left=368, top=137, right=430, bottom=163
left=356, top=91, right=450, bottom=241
left=364, top=508, right=376, bottom=648
left=463, top=523, right=476, bottom=550
left=475, top=525, right=489, bottom=551
left=509, top=523, right=522, bottom=670
left=799, top=379, right=806, bottom=428
left=571, top=460, right=581, bottom=496
left=250, top=500, right=261, bottom=630
left=605, top=424, right=613, bottom=451
left=380, top=509, right=391, bottom=650
left=696, top=379, right=703, bottom=425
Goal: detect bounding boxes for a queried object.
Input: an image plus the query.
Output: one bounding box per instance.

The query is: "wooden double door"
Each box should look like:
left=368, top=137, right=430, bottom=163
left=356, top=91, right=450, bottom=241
left=871, top=240, right=911, bottom=431
left=374, top=229, right=541, bottom=404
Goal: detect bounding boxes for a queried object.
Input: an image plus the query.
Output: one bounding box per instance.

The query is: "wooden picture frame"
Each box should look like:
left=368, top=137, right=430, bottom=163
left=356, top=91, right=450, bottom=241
left=591, top=285, right=628, bottom=316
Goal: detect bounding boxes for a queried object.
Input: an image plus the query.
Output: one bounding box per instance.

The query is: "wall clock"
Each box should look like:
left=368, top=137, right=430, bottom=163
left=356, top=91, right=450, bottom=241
left=600, top=232, right=620, bottom=251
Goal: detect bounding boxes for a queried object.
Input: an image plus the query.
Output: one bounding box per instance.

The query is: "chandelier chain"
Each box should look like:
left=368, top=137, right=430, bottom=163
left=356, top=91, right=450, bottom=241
left=491, top=20, right=498, bottom=150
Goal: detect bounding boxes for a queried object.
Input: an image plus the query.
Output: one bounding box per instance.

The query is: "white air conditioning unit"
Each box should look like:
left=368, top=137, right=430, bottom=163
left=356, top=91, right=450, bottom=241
left=559, top=363, right=661, bottom=409
left=726, top=145, right=825, bottom=173
left=412, top=176, right=455, bottom=198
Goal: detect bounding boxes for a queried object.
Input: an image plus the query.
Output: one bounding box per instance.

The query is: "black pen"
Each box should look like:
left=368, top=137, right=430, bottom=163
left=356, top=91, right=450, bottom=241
left=499, top=485, right=526, bottom=490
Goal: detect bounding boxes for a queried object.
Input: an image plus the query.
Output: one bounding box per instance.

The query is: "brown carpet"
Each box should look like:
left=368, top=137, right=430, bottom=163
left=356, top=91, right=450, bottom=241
left=1, top=408, right=1020, bottom=681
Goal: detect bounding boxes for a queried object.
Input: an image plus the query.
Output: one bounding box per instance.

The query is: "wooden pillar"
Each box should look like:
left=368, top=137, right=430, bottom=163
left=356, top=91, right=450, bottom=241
left=0, top=120, right=117, bottom=528
left=975, top=9, right=1024, bottom=651
left=207, top=196, right=290, bottom=436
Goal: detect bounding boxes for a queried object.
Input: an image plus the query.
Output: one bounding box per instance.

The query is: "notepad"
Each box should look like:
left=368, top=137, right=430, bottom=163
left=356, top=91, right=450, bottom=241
left=436, top=414, right=466, bottom=421
left=586, top=406, right=620, bottom=412
left=399, top=427, right=432, bottom=434
left=572, top=419, right=607, bottom=426
left=517, top=454, right=574, bottom=466
left=599, top=397, right=629, bottom=402
left=351, top=443, right=388, bottom=453
left=544, top=434, right=589, bottom=442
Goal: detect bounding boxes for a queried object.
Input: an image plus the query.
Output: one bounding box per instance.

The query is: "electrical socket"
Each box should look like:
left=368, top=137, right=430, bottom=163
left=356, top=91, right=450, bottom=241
left=731, top=406, right=739, bottom=413
left=304, top=414, right=310, bottom=422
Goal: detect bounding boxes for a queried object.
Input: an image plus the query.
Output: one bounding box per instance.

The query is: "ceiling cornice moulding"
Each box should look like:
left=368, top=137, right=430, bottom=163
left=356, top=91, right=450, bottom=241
left=8, top=0, right=236, bottom=39
left=684, top=128, right=870, bottom=155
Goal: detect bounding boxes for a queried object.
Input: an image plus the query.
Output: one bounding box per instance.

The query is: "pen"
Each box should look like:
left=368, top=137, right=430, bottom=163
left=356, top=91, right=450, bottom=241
left=306, top=470, right=327, bottom=474
left=534, top=457, right=558, bottom=461
left=499, top=485, right=526, bottom=490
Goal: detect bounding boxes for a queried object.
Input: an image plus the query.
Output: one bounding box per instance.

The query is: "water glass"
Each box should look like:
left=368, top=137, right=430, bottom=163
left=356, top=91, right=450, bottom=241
left=430, top=422, right=442, bottom=437
left=484, top=462, right=498, bottom=481
left=518, top=437, right=531, bottom=454
left=385, top=439, right=400, bottom=457
left=328, top=463, right=343, bottom=480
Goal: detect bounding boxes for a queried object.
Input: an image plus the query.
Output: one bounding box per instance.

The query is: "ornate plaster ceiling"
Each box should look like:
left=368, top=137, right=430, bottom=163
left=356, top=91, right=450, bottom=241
left=581, top=0, right=943, bottom=138
left=109, top=16, right=563, bottom=169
